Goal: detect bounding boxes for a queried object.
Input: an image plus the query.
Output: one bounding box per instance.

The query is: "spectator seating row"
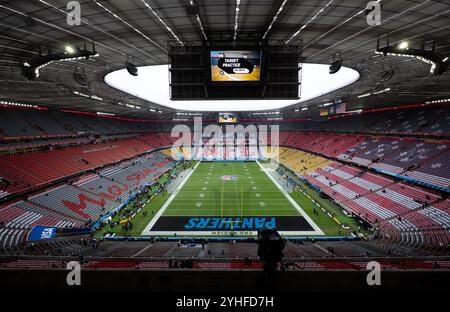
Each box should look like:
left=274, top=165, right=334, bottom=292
left=280, top=147, right=449, bottom=248
left=2, top=104, right=449, bottom=139
left=0, top=134, right=176, bottom=198
left=336, top=137, right=449, bottom=190
left=283, top=104, right=450, bottom=135
left=277, top=131, right=449, bottom=191
left=0, top=151, right=176, bottom=248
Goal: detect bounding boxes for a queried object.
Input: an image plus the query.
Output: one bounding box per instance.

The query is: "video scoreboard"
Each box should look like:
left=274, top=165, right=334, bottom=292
left=169, top=42, right=301, bottom=100
left=210, top=51, right=262, bottom=82
left=218, top=112, right=238, bottom=123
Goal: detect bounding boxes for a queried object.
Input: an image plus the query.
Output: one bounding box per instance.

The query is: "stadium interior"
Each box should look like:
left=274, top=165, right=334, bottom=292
left=0, top=0, right=449, bottom=294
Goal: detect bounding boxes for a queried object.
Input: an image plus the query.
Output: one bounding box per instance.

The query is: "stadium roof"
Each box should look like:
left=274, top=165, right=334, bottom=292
left=0, top=0, right=449, bottom=120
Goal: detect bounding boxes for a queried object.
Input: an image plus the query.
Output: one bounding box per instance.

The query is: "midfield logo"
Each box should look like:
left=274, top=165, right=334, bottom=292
left=221, top=175, right=238, bottom=181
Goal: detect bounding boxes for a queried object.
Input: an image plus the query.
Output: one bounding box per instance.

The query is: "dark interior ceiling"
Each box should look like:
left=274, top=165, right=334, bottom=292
left=0, top=0, right=449, bottom=120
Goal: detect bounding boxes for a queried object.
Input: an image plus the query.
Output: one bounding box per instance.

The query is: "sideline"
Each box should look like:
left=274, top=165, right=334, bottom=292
left=141, top=161, right=201, bottom=235
left=256, top=160, right=324, bottom=235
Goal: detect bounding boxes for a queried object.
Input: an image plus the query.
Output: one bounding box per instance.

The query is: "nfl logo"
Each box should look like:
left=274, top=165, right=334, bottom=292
left=221, top=175, right=238, bottom=181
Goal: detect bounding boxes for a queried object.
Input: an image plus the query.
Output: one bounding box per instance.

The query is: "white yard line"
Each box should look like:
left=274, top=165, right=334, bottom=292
left=141, top=161, right=201, bottom=235
left=256, top=160, right=324, bottom=235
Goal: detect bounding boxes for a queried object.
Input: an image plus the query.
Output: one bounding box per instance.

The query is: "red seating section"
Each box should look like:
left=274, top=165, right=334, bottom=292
left=0, top=134, right=171, bottom=196
left=280, top=132, right=363, bottom=157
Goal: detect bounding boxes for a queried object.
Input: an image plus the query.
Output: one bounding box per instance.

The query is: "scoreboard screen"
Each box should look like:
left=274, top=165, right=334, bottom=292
left=210, top=50, right=262, bottom=82
left=218, top=112, right=238, bottom=123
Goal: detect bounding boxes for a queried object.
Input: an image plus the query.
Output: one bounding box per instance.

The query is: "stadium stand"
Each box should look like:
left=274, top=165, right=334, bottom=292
left=0, top=134, right=177, bottom=198
left=0, top=107, right=449, bottom=252
left=1, top=104, right=449, bottom=139
left=0, top=150, right=176, bottom=249
left=277, top=144, right=449, bottom=249
left=277, top=132, right=449, bottom=191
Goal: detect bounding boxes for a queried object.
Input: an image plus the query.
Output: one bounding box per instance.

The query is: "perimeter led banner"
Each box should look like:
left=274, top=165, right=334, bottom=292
left=27, top=226, right=91, bottom=241
left=210, top=50, right=262, bottom=82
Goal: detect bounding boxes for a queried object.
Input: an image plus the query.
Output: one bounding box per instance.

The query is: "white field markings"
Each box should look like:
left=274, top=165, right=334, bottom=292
left=164, top=199, right=290, bottom=203
left=142, top=161, right=202, bottom=235
left=256, top=160, right=324, bottom=235
left=165, top=208, right=291, bottom=212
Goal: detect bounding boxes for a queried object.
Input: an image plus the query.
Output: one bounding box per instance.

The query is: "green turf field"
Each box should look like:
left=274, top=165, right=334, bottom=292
left=96, top=161, right=366, bottom=238
left=141, top=161, right=326, bottom=236
left=163, top=161, right=301, bottom=217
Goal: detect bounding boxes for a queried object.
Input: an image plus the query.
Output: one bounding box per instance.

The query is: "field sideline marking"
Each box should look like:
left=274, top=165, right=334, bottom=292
left=142, top=161, right=201, bottom=235
left=256, top=160, right=324, bottom=235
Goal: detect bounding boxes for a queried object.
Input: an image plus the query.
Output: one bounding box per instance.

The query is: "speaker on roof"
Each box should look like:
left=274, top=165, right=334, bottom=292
left=73, top=67, right=88, bottom=86
left=186, top=4, right=199, bottom=15
left=380, top=69, right=394, bottom=82
left=24, top=15, right=36, bottom=28
left=126, top=61, right=138, bottom=76
left=329, top=59, right=343, bottom=74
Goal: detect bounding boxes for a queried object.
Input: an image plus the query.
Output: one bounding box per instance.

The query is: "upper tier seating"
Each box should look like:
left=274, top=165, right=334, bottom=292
left=336, top=137, right=449, bottom=191
left=287, top=105, right=450, bottom=135
left=278, top=133, right=449, bottom=191
left=0, top=134, right=172, bottom=197
left=281, top=132, right=362, bottom=157
left=0, top=109, right=163, bottom=137
left=2, top=104, right=449, bottom=138
left=404, top=151, right=450, bottom=189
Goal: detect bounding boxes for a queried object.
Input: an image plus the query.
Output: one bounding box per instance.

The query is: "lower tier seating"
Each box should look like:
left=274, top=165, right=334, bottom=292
left=0, top=151, right=176, bottom=248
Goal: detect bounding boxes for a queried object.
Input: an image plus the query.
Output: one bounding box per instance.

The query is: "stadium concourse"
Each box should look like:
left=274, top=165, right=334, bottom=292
left=0, top=0, right=449, bottom=295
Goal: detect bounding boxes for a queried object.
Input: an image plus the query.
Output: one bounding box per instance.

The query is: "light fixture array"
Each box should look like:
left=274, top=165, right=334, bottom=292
left=0, top=100, right=40, bottom=108
left=73, top=90, right=103, bottom=101
left=357, top=87, right=390, bottom=98
left=286, top=0, right=334, bottom=44
left=233, top=0, right=241, bottom=41
left=266, top=117, right=284, bottom=121
left=426, top=98, right=450, bottom=104
left=140, top=0, right=183, bottom=46
left=375, top=41, right=449, bottom=75
left=118, top=102, right=162, bottom=113
left=176, top=112, right=203, bottom=116
left=22, top=47, right=98, bottom=80
left=92, top=0, right=167, bottom=52
left=97, top=112, right=116, bottom=116
left=262, top=0, right=288, bottom=40
left=252, top=111, right=280, bottom=115
left=188, top=0, right=208, bottom=41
